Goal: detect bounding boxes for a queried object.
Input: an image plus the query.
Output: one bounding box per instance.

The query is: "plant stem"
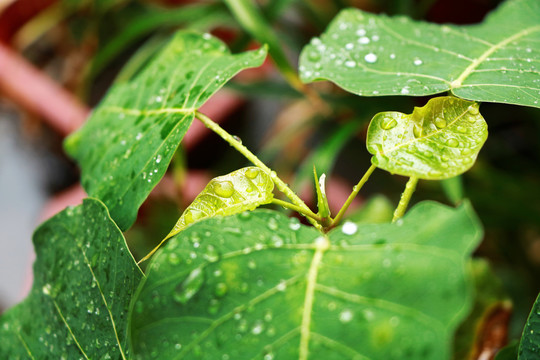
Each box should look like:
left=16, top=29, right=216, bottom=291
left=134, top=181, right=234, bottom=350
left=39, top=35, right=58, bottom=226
left=195, top=111, right=323, bottom=231
left=271, top=199, right=322, bottom=222
left=331, top=164, right=377, bottom=226
left=392, top=176, right=419, bottom=222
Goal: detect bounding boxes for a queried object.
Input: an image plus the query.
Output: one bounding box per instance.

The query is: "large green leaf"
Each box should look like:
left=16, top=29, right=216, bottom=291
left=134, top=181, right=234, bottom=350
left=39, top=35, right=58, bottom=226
left=299, top=0, right=540, bottom=108
left=0, top=198, right=143, bottom=359
left=130, top=201, right=482, bottom=359
left=65, top=31, right=267, bottom=230
left=518, top=292, right=540, bottom=359
left=366, top=96, right=488, bottom=180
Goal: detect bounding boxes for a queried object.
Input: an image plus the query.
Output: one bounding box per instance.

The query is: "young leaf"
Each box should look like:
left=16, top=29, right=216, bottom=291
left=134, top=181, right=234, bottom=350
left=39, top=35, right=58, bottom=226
left=130, top=201, right=482, bottom=359
left=299, top=0, right=540, bottom=108
left=0, top=198, right=143, bottom=359
left=366, top=96, right=487, bottom=180
left=168, top=167, right=274, bottom=238
left=64, top=31, right=267, bottom=230
left=518, top=292, right=540, bottom=359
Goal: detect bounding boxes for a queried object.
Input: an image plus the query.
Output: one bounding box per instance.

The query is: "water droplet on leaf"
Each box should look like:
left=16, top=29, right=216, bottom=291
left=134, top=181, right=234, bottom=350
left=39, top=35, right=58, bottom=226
left=173, top=267, right=205, bottom=304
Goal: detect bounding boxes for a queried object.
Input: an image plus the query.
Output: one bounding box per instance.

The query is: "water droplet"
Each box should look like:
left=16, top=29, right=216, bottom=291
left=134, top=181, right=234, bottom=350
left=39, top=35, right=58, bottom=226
left=364, top=53, right=378, bottom=63
left=345, top=60, right=356, bottom=68
left=184, top=209, right=204, bottom=224
left=135, top=133, right=143, bottom=140
left=345, top=43, right=354, bottom=50
left=446, top=138, right=459, bottom=147
left=251, top=321, right=264, bottom=335
left=308, top=51, right=321, bottom=62
left=232, top=135, right=242, bottom=144
left=413, top=124, right=422, bottom=138
left=401, top=87, right=410, bottom=94
left=289, top=218, right=301, bottom=231
left=203, top=245, right=220, bottom=262
left=356, top=28, right=366, bottom=36
left=42, top=284, right=52, bottom=295
left=381, top=117, right=397, bottom=130
left=214, top=282, right=228, bottom=297
left=467, top=104, right=479, bottom=115
left=155, top=155, right=162, bottom=163
left=339, top=309, right=353, bottom=323
left=264, top=309, right=273, bottom=322
left=389, top=53, right=396, bottom=59
left=173, top=267, right=205, bottom=304
left=168, top=252, right=181, bottom=265
left=341, top=221, right=358, bottom=235
left=358, top=36, right=370, bottom=44
left=244, top=168, right=259, bottom=179
left=413, top=58, right=423, bottom=66
left=267, top=218, right=279, bottom=231
left=276, top=280, right=287, bottom=292
left=456, top=126, right=467, bottom=133
left=434, top=117, right=447, bottom=129
left=213, top=181, right=234, bottom=198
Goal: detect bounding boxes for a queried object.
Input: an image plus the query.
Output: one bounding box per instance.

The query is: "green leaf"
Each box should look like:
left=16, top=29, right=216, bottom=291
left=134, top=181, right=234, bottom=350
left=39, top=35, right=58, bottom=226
left=299, top=0, right=540, bottom=108
left=366, top=96, right=488, bottom=180
left=64, top=31, right=267, bottom=230
left=0, top=198, right=143, bottom=359
left=130, top=201, right=482, bottom=359
left=518, top=292, right=540, bottom=359
left=168, top=167, right=275, bottom=238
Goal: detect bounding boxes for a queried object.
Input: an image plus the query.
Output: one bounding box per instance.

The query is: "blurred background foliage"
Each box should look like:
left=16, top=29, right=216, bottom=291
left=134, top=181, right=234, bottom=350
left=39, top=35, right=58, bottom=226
left=0, top=0, right=538, bottom=358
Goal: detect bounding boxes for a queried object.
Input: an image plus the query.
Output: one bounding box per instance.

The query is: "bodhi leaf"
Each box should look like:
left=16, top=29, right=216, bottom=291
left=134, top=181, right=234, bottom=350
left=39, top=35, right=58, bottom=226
left=64, top=31, right=267, bottom=230
left=138, top=167, right=275, bottom=263
left=130, top=201, right=482, bottom=359
left=518, top=292, right=540, bottom=359
left=366, top=96, right=488, bottom=180
left=0, top=198, right=143, bottom=359
left=299, top=0, right=540, bottom=108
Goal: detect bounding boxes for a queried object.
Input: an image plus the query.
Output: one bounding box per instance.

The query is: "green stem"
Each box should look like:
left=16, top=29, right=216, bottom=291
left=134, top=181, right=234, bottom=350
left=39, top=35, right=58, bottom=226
left=392, top=176, right=419, bottom=222
left=271, top=199, right=322, bottom=222
left=195, top=111, right=323, bottom=231
left=331, top=164, right=377, bottom=226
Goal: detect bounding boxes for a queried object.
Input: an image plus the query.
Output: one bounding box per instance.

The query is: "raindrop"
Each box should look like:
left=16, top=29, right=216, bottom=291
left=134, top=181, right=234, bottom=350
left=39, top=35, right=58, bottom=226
left=155, top=155, right=162, bottom=164
left=467, top=104, right=479, bottom=115
left=372, top=35, right=380, bottom=41
left=401, top=87, right=410, bottom=94
left=434, top=117, right=447, bottom=129
left=381, top=117, right=397, bottom=130
left=364, top=53, right=378, bottom=63
left=267, top=218, right=279, bottom=231
left=413, top=124, right=422, bottom=138
left=308, top=51, right=321, bottom=62
left=214, top=282, right=228, bottom=297
left=207, top=299, right=220, bottom=315
left=168, top=253, right=181, bottom=265
left=339, top=309, right=354, bottom=323
left=446, top=138, right=459, bottom=147
left=245, top=168, right=259, bottom=179
left=345, top=43, right=354, bottom=50
left=356, top=29, right=366, bottom=36
left=213, top=180, right=235, bottom=198
left=341, top=221, right=358, bottom=235
left=251, top=321, right=264, bottom=335
left=289, top=218, right=301, bottom=231
left=456, top=126, right=467, bottom=133
left=345, top=60, right=356, bottom=68
left=173, top=267, right=205, bottom=304
left=203, top=245, right=220, bottom=262
left=413, top=58, right=423, bottom=66
left=358, top=36, right=370, bottom=44
left=276, top=280, right=287, bottom=292
left=390, top=53, right=396, bottom=59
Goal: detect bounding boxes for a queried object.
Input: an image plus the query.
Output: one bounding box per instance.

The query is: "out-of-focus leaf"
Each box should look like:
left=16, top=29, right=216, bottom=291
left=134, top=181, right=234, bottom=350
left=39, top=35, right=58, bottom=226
left=64, top=31, right=267, bottom=230
left=131, top=201, right=482, bottom=359
left=0, top=198, right=143, bottom=359
left=496, top=342, right=519, bottom=360
left=346, top=194, right=394, bottom=224
left=299, top=0, right=540, bottom=108
left=366, top=96, right=488, bottom=180
left=518, top=292, right=540, bottom=359
left=441, top=176, right=464, bottom=205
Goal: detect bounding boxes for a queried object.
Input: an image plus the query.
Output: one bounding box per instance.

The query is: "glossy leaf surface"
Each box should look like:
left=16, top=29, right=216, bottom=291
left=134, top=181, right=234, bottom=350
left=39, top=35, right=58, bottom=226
left=0, top=198, right=143, bottom=359
left=167, top=167, right=275, bottom=238
left=518, top=292, right=540, bottom=359
left=299, top=0, right=540, bottom=108
left=131, top=201, right=482, bottom=359
left=64, top=31, right=267, bottom=230
left=366, top=96, right=487, bottom=180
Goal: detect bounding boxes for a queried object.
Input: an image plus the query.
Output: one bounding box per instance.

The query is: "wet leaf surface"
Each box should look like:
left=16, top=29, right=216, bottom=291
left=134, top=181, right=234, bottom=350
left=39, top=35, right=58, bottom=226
left=299, top=0, right=540, bottom=108
left=0, top=198, right=143, bottom=359
left=65, top=31, right=267, bottom=230
left=131, top=201, right=482, bottom=359
left=366, top=96, right=488, bottom=180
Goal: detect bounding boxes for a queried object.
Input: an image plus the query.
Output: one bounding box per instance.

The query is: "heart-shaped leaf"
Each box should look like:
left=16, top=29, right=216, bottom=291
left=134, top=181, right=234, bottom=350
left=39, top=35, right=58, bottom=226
left=64, top=31, right=267, bottom=230
left=299, top=0, right=540, bottom=108
left=518, top=292, right=540, bottom=359
left=168, top=167, right=274, bottom=238
left=0, top=198, right=143, bottom=359
left=366, top=96, right=488, bottom=180
left=130, top=201, right=482, bottom=359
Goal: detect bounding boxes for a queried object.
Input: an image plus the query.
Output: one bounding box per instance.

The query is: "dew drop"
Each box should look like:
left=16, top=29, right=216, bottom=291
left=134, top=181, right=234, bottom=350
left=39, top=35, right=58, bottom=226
left=267, top=218, right=279, bottom=231
left=203, top=245, right=220, bottom=263
left=389, top=53, right=396, bottom=59
left=307, top=51, right=321, bottom=62
left=434, top=117, right=447, bottom=129
left=413, top=124, right=422, bottom=138
left=173, top=267, right=205, bottom=304
left=289, top=218, right=301, bottom=231
left=244, top=167, right=259, bottom=179
left=345, top=60, right=356, bottom=68
left=358, top=36, right=370, bottom=44
left=155, top=155, right=162, bottom=164
left=400, top=87, right=410, bottom=94
left=339, top=309, right=353, bottom=323
left=213, top=181, right=235, bottom=198
left=364, top=53, right=378, bottom=63
left=446, top=138, right=459, bottom=147
left=341, top=221, right=358, bottom=235
left=413, top=58, right=423, bottom=66
left=467, top=104, right=479, bottom=115
left=381, top=117, right=397, bottom=130
left=345, top=43, right=354, bottom=50
left=214, top=282, right=228, bottom=297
